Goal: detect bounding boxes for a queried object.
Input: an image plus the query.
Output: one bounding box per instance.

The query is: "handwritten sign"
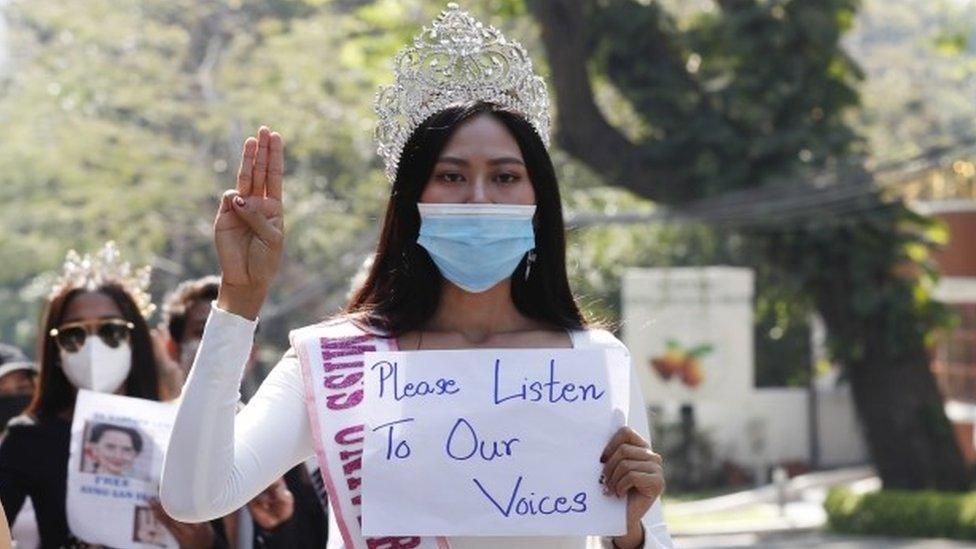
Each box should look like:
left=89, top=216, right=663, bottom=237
left=67, top=390, right=179, bottom=548
left=361, top=349, right=630, bottom=537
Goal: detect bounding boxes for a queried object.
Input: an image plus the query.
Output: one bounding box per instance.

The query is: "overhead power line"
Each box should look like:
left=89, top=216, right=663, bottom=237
left=566, top=135, right=976, bottom=230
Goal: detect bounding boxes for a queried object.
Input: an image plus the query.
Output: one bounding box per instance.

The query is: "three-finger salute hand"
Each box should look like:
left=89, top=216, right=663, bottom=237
left=214, top=126, right=285, bottom=319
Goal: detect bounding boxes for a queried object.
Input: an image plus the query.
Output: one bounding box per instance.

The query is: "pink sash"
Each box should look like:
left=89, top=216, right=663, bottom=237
left=290, top=319, right=450, bottom=549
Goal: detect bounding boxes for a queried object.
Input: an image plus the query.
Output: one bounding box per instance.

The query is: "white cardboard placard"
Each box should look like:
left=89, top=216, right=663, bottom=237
left=67, top=390, right=179, bottom=548
left=361, top=348, right=630, bottom=536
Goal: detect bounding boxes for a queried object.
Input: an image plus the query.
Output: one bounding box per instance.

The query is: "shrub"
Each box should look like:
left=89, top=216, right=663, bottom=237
left=825, top=487, right=976, bottom=540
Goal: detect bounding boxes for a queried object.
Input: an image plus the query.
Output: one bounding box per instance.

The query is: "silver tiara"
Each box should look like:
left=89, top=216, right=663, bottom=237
left=49, top=242, right=156, bottom=319
left=373, top=3, right=551, bottom=182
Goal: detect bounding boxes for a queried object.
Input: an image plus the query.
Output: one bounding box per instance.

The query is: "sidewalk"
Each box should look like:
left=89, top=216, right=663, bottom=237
left=674, top=531, right=976, bottom=548
left=666, top=466, right=875, bottom=516
left=664, top=466, right=878, bottom=537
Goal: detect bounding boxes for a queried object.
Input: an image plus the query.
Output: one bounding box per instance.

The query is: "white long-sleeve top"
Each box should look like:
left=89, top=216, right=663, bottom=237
left=160, top=305, right=673, bottom=548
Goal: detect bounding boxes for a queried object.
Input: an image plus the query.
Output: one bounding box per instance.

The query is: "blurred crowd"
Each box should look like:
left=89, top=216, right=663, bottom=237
left=0, top=245, right=329, bottom=548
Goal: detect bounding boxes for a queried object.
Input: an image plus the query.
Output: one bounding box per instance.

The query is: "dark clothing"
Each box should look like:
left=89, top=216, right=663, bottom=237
left=0, top=417, right=73, bottom=546
left=0, top=416, right=228, bottom=548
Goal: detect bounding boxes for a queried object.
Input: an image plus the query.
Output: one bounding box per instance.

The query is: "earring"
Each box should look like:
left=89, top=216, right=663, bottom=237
left=524, top=250, right=537, bottom=281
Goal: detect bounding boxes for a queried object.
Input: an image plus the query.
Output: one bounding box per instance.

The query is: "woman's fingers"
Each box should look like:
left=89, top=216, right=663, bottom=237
left=267, top=132, right=284, bottom=201
left=614, top=468, right=666, bottom=499
left=602, top=443, right=661, bottom=487
left=219, top=190, right=236, bottom=215
left=236, top=137, right=258, bottom=195
left=607, top=454, right=662, bottom=492
left=234, top=126, right=280, bottom=199
left=600, top=426, right=649, bottom=463
left=215, top=190, right=248, bottom=231
left=252, top=127, right=271, bottom=197
left=599, top=426, right=662, bottom=498
left=231, top=197, right=283, bottom=248
left=600, top=426, right=650, bottom=477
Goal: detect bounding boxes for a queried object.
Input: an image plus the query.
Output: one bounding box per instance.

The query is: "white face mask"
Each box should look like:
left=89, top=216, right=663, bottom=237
left=179, top=338, right=201, bottom=373
left=60, top=338, right=132, bottom=393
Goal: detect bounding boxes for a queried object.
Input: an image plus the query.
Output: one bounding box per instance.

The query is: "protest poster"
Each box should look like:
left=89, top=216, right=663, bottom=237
left=67, top=389, right=179, bottom=548
left=361, top=348, right=630, bottom=537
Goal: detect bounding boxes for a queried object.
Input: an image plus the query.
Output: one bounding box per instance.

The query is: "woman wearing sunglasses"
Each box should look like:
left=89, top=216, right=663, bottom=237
left=0, top=243, right=222, bottom=547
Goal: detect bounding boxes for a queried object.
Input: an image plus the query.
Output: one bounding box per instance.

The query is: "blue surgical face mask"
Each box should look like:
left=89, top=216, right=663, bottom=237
left=417, top=203, right=536, bottom=293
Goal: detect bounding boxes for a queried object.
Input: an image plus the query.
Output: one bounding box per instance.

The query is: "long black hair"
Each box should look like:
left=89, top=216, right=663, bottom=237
left=28, top=284, right=162, bottom=419
left=345, top=101, right=585, bottom=335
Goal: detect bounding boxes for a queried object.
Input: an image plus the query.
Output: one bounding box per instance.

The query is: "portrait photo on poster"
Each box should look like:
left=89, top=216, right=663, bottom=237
left=68, top=391, right=179, bottom=548
left=132, top=505, right=168, bottom=547
left=80, top=420, right=154, bottom=481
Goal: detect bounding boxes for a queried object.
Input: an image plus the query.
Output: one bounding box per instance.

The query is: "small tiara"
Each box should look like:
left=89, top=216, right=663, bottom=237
left=49, top=242, right=156, bottom=319
left=373, top=3, right=551, bottom=182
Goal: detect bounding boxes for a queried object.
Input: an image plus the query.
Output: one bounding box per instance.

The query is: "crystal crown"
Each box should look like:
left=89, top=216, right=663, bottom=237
left=373, top=3, right=551, bottom=182
left=49, top=241, right=155, bottom=319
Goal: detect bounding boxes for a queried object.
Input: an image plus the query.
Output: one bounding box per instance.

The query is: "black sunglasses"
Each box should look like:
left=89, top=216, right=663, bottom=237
left=49, top=318, right=134, bottom=353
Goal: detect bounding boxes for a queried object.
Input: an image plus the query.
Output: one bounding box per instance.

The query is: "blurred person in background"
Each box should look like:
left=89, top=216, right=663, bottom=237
left=161, top=275, right=328, bottom=548
left=0, top=243, right=225, bottom=548
left=0, top=343, right=39, bottom=548
left=0, top=344, right=36, bottom=432
left=156, top=275, right=265, bottom=399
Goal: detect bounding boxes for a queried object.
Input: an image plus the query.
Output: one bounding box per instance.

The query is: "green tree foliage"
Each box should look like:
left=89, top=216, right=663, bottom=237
left=1, top=0, right=402, bottom=350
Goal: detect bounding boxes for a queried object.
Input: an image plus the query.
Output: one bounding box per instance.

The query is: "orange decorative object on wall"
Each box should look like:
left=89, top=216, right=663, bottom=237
left=649, top=339, right=714, bottom=389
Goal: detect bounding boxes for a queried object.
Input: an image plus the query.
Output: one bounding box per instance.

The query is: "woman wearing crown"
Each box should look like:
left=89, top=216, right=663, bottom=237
left=0, top=243, right=222, bottom=547
left=160, top=5, right=672, bottom=548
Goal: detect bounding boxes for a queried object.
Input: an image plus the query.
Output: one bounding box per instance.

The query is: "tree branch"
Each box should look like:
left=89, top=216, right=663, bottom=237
left=527, top=0, right=696, bottom=203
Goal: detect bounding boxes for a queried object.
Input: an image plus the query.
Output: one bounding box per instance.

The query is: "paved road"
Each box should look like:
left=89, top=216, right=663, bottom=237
left=674, top=531, right=976, bottom=548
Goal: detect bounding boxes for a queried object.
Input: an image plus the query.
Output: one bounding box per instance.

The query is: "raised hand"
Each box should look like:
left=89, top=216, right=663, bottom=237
left=215, top=127, right=285, bottom=319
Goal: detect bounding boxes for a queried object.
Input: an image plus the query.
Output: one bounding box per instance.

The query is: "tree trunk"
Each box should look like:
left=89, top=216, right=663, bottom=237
left=808, top=229, right=970, bottom=490
left=845, top=341, right=969, bottom=490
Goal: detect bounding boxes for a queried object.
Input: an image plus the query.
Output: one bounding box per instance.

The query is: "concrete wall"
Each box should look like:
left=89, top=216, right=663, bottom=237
left=815, top=382, right=870, bottom=466
left=622, top=267, right=755, bottom=406
left=622, top=266, right=868, bottom=473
